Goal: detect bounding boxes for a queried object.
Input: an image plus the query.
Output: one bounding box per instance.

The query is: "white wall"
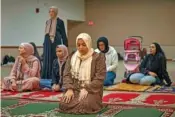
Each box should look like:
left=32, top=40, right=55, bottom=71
left=1, top=0, right=85, bottom=46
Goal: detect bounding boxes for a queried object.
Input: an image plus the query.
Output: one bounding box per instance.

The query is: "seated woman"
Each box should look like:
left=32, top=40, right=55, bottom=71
left=40, top=45, right=68, bottom=91
left=59, top=33, right=106, bottom=114
left=129, top=42, right=172, bottom=86
left=52, top=45, right=68, bottom=91
left=2, top=43, right=41, bottom=91
left=95, top=37, right=118, bottom=86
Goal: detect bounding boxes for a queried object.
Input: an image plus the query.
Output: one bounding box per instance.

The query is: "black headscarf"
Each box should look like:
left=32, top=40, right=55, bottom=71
left=151, top=42, right=167, bottom=69
left=152, top=42, right=165, bottom=57
left=97, top=37, right=109, bottom=53
left=30, top=42, right=41, bottom=61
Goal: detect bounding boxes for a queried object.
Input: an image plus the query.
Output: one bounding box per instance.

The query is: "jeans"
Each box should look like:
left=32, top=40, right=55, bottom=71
left=129, top=73, right=156, bottom=86
left=104, top=71, right=116, bottom=86
left=39, top=79, right=52, bottom=89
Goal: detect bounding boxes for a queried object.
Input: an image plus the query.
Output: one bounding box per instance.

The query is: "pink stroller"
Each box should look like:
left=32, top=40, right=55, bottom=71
left=123, top=36, right=143, bottom=78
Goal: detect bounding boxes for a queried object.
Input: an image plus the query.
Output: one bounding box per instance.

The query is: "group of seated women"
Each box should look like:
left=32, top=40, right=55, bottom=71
left=2, top=33, right=172, bottom=114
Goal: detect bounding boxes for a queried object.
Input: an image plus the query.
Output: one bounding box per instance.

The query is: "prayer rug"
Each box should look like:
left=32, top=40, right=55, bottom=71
left=105, top=104, right=175, bottom=117
left=1, top=99, right=109, bottom=117
left=104, top=83, right=152, bottom=92
left=103, top=92, right=175, bottom=107
left=1, top=90, right=63, bottom=102
left=1, top=99, right=175, bottom=117
left=2, top=90, right=175, bottom=107
left=148, top=85, right=175, bottom=93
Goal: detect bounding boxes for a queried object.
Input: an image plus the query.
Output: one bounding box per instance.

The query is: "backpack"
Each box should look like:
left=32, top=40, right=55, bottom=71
left=1, top=55, right=10, bottom=65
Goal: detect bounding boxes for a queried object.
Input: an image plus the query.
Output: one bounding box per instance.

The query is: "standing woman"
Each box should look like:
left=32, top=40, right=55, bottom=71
left=42, top=6, right=68, bottom=79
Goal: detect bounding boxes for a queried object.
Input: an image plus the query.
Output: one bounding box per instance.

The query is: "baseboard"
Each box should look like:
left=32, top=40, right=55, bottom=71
left=167, top=59, right=173, bottom=61
left=1, top=46, right=43, bottom=48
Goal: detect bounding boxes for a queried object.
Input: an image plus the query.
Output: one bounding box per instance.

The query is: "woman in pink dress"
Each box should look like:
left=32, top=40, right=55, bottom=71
left=2, top=43, right=41, bottom=91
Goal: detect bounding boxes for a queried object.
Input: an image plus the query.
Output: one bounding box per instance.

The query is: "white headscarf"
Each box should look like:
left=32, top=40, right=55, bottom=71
left=71, top=33, right=94, bottom=84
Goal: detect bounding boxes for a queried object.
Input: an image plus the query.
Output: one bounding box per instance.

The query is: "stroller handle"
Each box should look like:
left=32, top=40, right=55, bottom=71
left=128, top=36, right=143, bottom=43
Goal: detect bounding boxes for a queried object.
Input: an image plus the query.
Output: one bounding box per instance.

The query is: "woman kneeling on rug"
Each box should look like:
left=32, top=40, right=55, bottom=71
left=59, top=33, right=106, bottom=114
left=129, top=42, right=172, bottom=86
left=2, top=43, right=41, bottom=91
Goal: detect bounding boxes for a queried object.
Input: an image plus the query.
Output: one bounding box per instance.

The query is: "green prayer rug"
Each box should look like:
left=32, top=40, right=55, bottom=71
left=114, top=108, right=163, bottom=117
left=1, top=99, right=19, bottom=108
left=1, top=99, right=175, bottom=117
left=10, top=102, right=59, bottom=115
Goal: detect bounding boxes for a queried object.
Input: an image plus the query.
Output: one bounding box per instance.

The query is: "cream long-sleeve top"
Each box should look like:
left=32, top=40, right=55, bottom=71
left=95, top=46, right=118, bottom=73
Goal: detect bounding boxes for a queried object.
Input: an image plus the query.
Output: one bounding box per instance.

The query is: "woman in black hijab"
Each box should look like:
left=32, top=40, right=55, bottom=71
left=30, top=42, right=42, bottom=74
left=30, top=42, right=41, bottom=61
left=129, top=42, right=172, bottom=86
left=97, top=37, right=109, bottom=53
left=95, top=37, right=118, bottom=86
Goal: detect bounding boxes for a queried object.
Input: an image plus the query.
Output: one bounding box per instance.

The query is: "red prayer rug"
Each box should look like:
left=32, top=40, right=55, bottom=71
left=103, top=92, right=175, bottom=107
left=2, top=90, right=175, bottom=107
left=1, top=90, right=63, bottom=102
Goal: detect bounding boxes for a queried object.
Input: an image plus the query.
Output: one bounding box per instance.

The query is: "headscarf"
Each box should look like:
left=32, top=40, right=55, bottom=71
left=76, top=33, right=94, bottom=60
left=71, top=33, right=94, bottom=84
left=152, top=42, right=167, bottom=69
left=10, top=43, right=41, bottom=79
left=45, top=6, right=58, bottom=37
left=152, top=42, right=166, bottom=57
left=97, top=37, right=109, bottom=53
left=30, top=42, right=41, bottom=61
left=56, top=44, right=68, bottom=65
left=20, top=43, right=36, bottom=61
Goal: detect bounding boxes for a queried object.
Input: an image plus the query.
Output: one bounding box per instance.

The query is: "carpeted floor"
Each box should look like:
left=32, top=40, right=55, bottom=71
left=105, top=83, right=175, bottom=93
left=1, top=90, right=63, bottom=101
left=1, top=90, right=175, bottom=116
left=103, top=92, right=175, bottom=107
left=1, top=99, right=175, bottom=117
left=1, top=61, right=175, bottom=116
left=2, top=90, right=175, bottom=106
